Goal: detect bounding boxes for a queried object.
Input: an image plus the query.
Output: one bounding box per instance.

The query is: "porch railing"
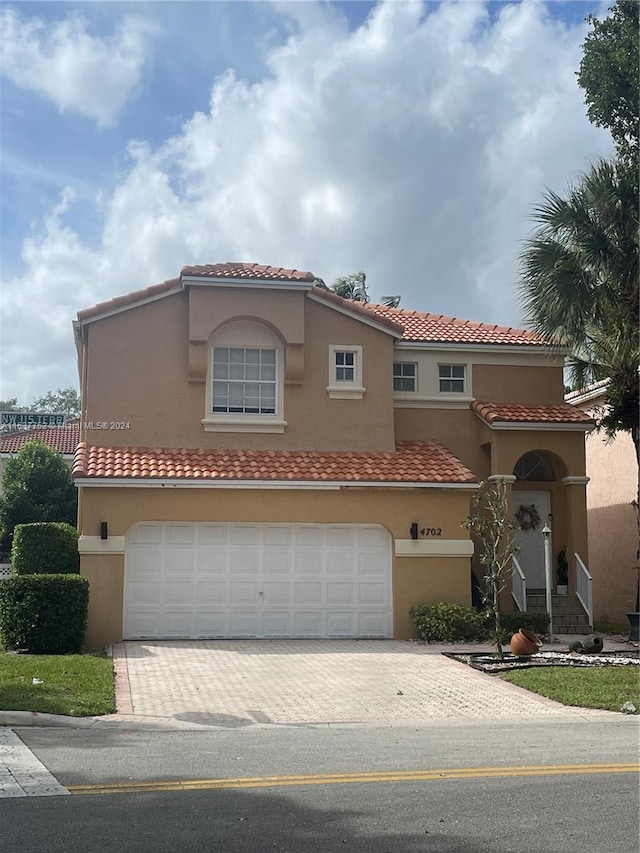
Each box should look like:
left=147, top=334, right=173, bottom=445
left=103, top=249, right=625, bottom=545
left=511, top=555, right=527, bottom=612
left=575, top=553, right=593, bottom=627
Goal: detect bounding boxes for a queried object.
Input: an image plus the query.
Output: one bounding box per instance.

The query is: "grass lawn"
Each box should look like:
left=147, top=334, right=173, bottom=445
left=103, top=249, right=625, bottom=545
left=0, top=652, right=115, bottom=717
left=502, top=666, right=640, bottom=713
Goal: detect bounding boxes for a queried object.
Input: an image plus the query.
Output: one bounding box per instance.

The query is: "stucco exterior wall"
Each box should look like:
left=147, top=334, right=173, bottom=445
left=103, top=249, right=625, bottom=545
left=82, top=290, right=396, bottom=452
left=584, top=424, right=638, bottom=622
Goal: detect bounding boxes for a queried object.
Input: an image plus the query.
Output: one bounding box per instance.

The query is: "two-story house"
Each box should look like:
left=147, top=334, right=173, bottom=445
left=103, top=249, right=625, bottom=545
left=72, top=263, right=594, bottom=648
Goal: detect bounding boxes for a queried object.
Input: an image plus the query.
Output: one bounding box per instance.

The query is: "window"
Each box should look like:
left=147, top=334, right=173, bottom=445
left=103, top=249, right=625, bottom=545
left=393, top=362, right=416, bottom=392
left=334, top=350, right=355, bottom=382
left=212, top=347, right=276, bottom=414
left=327, top=345, right=365, bottom=399
left=438, top=364, right=465, bottom=393
left=514, top=451, right=555, bottom=482
left=203, top=320, right=287, bottom=433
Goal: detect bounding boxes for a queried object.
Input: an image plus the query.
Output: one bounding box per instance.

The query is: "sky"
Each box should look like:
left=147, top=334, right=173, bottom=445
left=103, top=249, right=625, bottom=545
left=0, top=0, right=614, bottom=404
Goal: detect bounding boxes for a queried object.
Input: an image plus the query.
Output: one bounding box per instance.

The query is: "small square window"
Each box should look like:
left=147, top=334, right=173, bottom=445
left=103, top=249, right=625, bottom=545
left=439, top=364, right=466, bottom=393
left=393, top=362, right=416, bottom=392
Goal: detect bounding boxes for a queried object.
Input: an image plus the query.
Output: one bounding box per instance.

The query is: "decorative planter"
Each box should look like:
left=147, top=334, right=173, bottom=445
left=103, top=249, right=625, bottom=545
left=627, top=613, right=639, bottom=644
left=556, top=585, right=568, bottom=595
left=510, top=628, right=542, bottom=656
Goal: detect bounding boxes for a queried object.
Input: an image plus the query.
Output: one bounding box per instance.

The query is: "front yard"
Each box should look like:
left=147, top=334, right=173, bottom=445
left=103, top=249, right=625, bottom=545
left=501, top=665, right=639, bottom=713
left=0, top=652, right=115, bottom=717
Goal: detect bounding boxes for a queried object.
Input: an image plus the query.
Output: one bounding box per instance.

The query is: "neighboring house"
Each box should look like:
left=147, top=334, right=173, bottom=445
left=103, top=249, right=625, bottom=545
left=72, top=263, right=594, bottom=648
left=566, top=381, right=638, bottom=623
left=0, top=419, right=80, bottom=498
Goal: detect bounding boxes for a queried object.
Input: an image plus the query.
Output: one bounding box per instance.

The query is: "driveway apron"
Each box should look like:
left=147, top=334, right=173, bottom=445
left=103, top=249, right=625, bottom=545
left=113, top=640, right=609, bottom=725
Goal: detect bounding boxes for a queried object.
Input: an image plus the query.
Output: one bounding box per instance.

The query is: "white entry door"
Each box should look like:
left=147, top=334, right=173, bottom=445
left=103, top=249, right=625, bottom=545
left=512, top=491, right=552, bottom=590
left=124, top=522, right=393, bottom=639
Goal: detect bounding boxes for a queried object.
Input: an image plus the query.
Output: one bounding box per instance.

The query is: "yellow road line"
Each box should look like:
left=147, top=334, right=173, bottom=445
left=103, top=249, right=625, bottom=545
left=68, top=763, right=640, bottom=795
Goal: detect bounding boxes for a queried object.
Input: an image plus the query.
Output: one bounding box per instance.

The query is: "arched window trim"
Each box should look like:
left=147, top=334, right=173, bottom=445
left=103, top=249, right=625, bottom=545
left=513, top=451, right=555, bottom=482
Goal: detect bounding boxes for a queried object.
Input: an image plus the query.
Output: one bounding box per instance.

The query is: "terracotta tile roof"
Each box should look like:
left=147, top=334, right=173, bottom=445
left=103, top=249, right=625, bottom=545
left=471, top=401, right=594, bottom=427
left=364, top=303, right=546, bottom=346
left=77, top=278, right=180, bottom=322
left=1, top=419, right=81, bottom=454
left=181, top=263, right=316, bottom=282
left=310, top=287, right=405, bottom=335
left=73, top=441, right=477, bottom=485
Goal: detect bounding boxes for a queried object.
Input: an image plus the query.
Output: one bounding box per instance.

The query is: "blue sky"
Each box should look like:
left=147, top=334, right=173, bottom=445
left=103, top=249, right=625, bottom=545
left=0, top=0, right=613, bottom=403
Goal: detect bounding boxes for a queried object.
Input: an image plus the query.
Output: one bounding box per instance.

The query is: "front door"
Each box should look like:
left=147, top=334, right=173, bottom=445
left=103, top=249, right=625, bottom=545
left=512, top=491, right=552, bottom=590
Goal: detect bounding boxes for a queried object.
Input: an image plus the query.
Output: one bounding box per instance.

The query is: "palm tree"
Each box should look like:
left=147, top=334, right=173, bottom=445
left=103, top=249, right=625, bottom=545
left=518, top=159, right=639, bottom=464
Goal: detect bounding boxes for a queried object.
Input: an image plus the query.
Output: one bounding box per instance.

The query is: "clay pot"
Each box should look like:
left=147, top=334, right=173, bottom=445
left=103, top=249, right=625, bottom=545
left=510, top=628, right=542, bottom=656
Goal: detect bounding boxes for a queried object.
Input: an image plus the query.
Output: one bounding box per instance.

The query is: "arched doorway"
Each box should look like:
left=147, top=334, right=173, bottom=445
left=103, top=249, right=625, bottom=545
left=512, top=451, right=556, bottom=590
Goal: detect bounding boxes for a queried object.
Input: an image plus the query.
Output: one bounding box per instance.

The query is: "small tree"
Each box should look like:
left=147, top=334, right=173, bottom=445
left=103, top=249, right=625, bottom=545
left=330, top=271, right=370, bottom=302
left=462, top=480, right=519, bottom=659
left=0, top=440, right=77, bottom=552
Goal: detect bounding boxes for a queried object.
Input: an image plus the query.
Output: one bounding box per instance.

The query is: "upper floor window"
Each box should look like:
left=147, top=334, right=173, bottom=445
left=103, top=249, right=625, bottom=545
left=327, top=345, right=365, bottom=399
left=393, top=362, right=416, bottom=392
left=203, top=320, right=286, bottom=433
left=212, top=347, right=276, bottom=414
left=439, top=363, right=465, bottom=393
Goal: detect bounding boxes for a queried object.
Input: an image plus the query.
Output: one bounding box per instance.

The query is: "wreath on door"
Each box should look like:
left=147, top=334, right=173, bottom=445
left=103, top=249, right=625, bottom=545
left=516, top=503, right=541, bottom=531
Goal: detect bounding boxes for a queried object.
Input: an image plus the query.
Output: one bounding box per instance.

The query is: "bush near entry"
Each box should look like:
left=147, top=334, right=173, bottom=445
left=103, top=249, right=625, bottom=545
left=411, top=602, right=550, bottom=643
left=0, top=575, right=88, bottom=654
left=411, top=602, right=488, bottom=643
left=11, top=522, right=79, bottom=575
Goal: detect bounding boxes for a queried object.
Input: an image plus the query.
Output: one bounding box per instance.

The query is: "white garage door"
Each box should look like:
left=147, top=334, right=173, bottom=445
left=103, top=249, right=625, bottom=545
left=124, top=522, right=393, bottom=639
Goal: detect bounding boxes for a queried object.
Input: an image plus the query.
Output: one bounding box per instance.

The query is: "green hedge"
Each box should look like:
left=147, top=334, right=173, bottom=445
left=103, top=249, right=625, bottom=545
left=11, top=522, right=79, bottom=575
left=0, top=574, right=89, bottom=654
left=411, top=602, right=550, bottom=643
left=500, top=611, right=550, bottom=637
left=411, top=602, right=489, bottom=643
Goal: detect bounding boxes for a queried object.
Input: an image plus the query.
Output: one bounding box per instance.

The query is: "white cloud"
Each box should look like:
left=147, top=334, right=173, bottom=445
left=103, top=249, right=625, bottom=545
left=0, top=7, right=156, bottom=126
left=0, top=0, right=614, bottom=401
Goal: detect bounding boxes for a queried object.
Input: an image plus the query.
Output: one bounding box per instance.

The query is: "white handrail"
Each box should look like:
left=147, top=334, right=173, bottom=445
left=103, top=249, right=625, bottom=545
left=575, top=553, right=593, bottom=627
left=511, top=555, right=527, bottom=612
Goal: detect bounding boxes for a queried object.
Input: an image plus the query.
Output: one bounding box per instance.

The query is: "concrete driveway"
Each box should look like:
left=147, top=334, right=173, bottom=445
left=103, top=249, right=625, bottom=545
left=111, top=640, right=613, bottom=726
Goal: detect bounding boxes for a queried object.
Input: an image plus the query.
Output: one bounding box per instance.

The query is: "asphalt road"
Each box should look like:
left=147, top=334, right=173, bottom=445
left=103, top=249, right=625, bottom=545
left=4, top=717, right=639, bottom=853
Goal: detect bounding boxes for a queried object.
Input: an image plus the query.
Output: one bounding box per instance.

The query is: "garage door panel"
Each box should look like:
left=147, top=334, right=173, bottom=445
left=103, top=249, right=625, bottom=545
left=293, top=612, right=323, bottom=636
left=263, top=582, right=292, bottom=605
left=295, top=552, right=323, bottom=574
left=327, top=552, right=355, bottom=575
left=228, top=611, right=260, bottom=637
left=327, top=613, right=355, bottom=637
left=295, top=526, right=323, bottom=546
left=358, top=583, right=387, bottom=605
left=230, top=581, right=261, bottom=604
left=196, top=550, right=229, bottom=575
left=263, top=552, right=292, bottom=575
left=196, top=581, right=228, bottom=603
left=327, top=583, right=354, bottom=605
left=263, top=526, right=292, bottom=546
left=231, top=525, right=260, bottom=545
left=125, top=522, right=392, bottom=639
left=165, top=524, right=195, bottom=545
left=263, top=612, right=292, bottom=636
left=194, top=611, right=227, bottom=637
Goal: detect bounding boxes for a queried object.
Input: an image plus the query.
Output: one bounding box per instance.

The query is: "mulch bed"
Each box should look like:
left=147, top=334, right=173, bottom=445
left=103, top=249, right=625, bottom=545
left=444, top=649, right=640, bottom=674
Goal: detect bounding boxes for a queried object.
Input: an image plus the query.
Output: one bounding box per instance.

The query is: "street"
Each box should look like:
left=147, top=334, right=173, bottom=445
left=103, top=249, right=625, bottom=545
left=2, top=717, right=638, bottom=852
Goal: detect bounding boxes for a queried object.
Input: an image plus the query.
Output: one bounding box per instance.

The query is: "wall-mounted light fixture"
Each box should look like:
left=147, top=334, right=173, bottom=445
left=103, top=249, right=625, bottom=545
left=100, top=521, right=108, bottom=540
left=409, top=522, right=419, bottom=540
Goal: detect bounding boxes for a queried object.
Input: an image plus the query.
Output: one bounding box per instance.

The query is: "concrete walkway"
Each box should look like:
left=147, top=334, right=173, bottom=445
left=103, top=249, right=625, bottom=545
left=107, top=638, right=632, bottom=726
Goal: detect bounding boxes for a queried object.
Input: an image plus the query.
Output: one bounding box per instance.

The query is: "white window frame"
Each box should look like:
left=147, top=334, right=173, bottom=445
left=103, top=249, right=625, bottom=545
left=203, top=322, right=287, bottom=433
left=393, top=362, right=417, bottom=393
left=438, top=363, right=466, bottom=394
left=211, top=346, right=278, bottom=415
left=327, top=345, right=365, bottom=399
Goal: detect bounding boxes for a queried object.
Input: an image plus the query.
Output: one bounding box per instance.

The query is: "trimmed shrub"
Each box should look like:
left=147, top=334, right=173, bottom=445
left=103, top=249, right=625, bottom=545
left=500, top=611, right=550, bottom=638
left=411, top=602, right=490, bottom=643
left=0, top=574, right=88, bottom=654
left=11, top=522, right=79, bottom=575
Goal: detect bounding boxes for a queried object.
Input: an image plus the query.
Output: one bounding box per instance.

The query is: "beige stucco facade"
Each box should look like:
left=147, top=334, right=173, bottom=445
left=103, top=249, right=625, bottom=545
left=73, top=270, right=593, bottom=646
left=568, top=386, right=638, bottom=623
